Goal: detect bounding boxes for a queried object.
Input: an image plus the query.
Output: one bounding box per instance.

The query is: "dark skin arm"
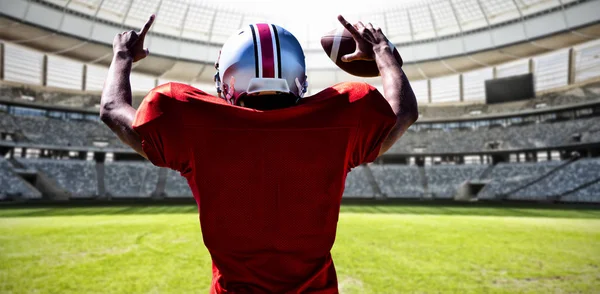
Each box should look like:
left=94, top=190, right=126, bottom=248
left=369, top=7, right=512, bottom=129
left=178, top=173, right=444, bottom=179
left=100, top=15, right=155, bottom=159
left=337, top=15, right=418, bottom=156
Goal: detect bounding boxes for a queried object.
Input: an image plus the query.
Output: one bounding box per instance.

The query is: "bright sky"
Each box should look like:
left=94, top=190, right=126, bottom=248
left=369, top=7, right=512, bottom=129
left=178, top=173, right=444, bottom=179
left=202, top=0, right=422, bottom=19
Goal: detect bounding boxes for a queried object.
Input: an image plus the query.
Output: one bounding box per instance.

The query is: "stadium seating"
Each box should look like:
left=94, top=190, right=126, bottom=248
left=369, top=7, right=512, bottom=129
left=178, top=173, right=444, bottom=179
left=370, top=165, right=423, bottom=198
left=104, top=161, right=159, bottom=197
left=34, top=116, right=118, bottom=147
left=343, top=166, right=375, bottom=198
left=165, top=169, right=193, bottom=198
left=0, top=112, right=125, bottom=147
left=510, top=158, right=600, bottom=201
left=18, top=158, right=97, bottom=198
left=0, top=112, right=19, bottom=134
left=477, top=161, right=564, bottom=200
left=480, top=161, right=564, bottom=180
left=1, top=83, right=599, bottom=203
left=0, top=84, right=145, bottom=110
left=561, top=181, right=600, bottom=203
left=426, top=165, right=488, bottom=199
left=0, top=158, right=41, bottom=200
left=1, top=156, right=599, bottom=203
left=3, top=82, right=599, bottom=121
left=1, top=83, right=600, bottom=154
left=3, top=111, right=593, bottom=154
left=393, top=117, right=599, bottom=154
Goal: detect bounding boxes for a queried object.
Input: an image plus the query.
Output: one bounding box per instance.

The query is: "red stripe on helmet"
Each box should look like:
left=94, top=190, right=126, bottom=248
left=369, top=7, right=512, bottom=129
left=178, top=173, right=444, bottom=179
left=256, top=23, right=275, bottom=78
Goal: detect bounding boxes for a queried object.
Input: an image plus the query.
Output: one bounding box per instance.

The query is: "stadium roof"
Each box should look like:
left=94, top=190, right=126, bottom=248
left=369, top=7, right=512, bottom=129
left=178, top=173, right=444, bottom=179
left=42, top=0, right=580, bottom=46
left=0, top=0, right=599, bottom=86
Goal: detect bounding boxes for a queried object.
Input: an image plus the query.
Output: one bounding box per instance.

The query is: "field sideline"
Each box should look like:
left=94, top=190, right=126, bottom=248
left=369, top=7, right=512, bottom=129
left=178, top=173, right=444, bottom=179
left=0, top=205, right=599, bottom=293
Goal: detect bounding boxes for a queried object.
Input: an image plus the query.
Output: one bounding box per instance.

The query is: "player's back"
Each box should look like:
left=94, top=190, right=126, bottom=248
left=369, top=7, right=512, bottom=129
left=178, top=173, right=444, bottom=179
left=132, top=82, right=396, bottom=293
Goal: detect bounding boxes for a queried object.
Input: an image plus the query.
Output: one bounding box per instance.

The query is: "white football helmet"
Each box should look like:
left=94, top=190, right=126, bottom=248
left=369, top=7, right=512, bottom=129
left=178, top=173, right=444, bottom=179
left=215, top=23, right=308, bottom=105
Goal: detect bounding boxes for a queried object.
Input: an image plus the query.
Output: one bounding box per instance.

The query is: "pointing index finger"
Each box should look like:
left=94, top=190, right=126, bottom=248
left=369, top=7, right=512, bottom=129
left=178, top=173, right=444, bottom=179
left=337, top=15, right=361, bottom=39
left=139, top=14, right=155, bottom=37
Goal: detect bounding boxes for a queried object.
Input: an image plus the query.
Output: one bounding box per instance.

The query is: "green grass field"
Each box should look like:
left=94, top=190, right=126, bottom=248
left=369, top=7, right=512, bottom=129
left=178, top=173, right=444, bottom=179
left=1, top=205, right=599, bottom=293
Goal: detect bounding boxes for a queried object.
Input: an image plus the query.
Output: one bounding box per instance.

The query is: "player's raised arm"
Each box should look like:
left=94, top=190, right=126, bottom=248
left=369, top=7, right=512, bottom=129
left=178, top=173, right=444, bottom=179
left=337, top=15, right=418, bottom=155
left=100, top=15, right=155, bottom=159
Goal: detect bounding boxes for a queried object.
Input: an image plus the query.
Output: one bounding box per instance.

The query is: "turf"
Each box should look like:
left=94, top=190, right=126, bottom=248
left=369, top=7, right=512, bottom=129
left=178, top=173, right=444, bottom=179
left=0, top=205, right=599, bottom=293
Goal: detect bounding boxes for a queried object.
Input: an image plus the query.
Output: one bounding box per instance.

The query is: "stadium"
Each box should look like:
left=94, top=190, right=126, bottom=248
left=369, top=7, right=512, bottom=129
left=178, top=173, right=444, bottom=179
left=0, top=0, right=599, bottom=292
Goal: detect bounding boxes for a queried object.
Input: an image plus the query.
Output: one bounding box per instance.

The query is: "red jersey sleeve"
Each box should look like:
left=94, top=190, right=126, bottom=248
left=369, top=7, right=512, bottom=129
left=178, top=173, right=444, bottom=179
left=345, top=82, right=397, bottom=168
left=132, top=83, right=190, bottom=173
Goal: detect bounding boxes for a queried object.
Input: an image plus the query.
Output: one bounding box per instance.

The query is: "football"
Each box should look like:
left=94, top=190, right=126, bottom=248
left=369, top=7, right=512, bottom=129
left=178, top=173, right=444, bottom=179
left=320, top=28, right=403, bottom=77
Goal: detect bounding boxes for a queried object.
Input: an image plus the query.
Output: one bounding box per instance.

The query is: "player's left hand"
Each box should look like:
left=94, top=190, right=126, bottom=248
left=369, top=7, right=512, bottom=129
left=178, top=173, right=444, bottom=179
left=112, top=14, right=155, bottom=62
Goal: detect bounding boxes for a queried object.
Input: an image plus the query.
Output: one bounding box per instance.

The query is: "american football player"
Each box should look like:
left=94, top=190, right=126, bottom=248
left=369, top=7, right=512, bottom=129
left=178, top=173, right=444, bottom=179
left=101, top=13, right=417, bottom=293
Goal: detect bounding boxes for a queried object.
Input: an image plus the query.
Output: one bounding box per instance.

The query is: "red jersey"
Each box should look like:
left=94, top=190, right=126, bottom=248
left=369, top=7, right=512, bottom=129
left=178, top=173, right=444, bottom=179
left=132, top=82, right=396, bottom=293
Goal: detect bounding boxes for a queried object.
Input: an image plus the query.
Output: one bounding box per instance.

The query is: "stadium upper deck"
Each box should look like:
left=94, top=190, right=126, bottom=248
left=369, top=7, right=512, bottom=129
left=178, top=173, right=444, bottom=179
left=0, top=37, right=599, bottom=103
